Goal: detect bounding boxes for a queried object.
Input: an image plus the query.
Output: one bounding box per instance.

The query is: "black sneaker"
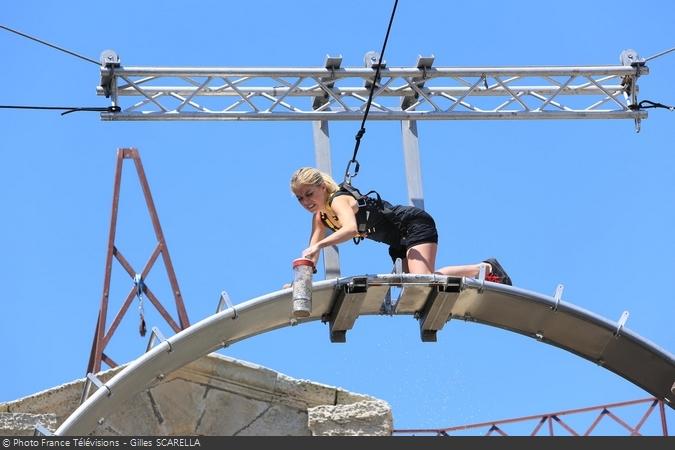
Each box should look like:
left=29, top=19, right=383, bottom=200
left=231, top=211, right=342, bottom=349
left=483, top=258, right=512, bottom=286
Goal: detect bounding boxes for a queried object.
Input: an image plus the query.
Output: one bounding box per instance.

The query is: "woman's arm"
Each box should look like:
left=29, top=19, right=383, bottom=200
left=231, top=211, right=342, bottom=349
left=305, top=212, right=326, bottom=267
left=302, top=195, right=359, bottom=260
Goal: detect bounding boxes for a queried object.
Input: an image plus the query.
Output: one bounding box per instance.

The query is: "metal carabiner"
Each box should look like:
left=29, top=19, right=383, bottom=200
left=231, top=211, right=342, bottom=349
left=344, top=159, right=360, bottom=184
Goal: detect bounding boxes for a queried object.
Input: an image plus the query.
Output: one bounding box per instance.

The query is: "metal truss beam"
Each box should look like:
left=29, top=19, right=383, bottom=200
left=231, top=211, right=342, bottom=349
left=97, top=52, right=649, bottom=123
left=393, top=397, right=670, bottom=436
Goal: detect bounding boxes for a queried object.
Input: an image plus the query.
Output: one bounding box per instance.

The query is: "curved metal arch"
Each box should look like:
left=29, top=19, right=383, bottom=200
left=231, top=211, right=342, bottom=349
left=55, top=274, right=675, bottom=435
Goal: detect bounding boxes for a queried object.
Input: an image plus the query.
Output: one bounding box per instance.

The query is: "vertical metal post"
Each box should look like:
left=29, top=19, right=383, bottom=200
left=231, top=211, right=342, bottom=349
left=310, top=55, right=343, bottom=280
left=86, top=148, right=190, bottom=375
left=401, top=120, right=425, bottom=209
left=312, top=120, right=341, bottom=279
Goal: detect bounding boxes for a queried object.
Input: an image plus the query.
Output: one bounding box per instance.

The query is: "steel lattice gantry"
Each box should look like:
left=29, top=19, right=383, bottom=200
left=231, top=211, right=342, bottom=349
left=94, top=49, right=653, bottom=280
left=97, top=51, right=649, bottom=124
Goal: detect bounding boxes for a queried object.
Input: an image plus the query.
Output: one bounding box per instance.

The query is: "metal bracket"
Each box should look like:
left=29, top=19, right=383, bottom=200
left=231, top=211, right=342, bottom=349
left=216, top=290, right=237, bottom=318
left=34, top=423, right=54, bottom=436
left=382, top=258, right=404, bottom=315
left=364, top=50, right=386, bottom=69
left=402, top=55, right=435, bottom=110
left=619, top=49, right=646, bottom=134
left=394, top=257, right=404, bottom=274
left=620, top=49, right=645, bottom=68
left=614, top=310, right=630, bottom=336
left=326, top=277, right=368, bottom=343
left=418, top=281, right=462, bottom=342
left=417, top=55, right=435, bottom=71
left=552, top=284, right=564, bottom=311
left=382, top=290, right=394, bottom=316
left=86, top=373, right=109, bottom=393
left=313, top=55, right=342, bottom=110
left=477, top=263, right=487, bottom=293
left=99, top=49, right=121, bottom=99
left=100, top=49, right=121, bottom=67
left=364, top=50, right=386, bottom=91
left=146, top=326, right=169, bottom=352
left=324, top=55, right=342, bottom=70
left=80, top=372, right=112, bottom=404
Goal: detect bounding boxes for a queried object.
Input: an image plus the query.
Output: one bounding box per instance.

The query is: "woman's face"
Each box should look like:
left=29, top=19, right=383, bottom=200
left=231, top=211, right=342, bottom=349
left=294, top=183, right=326, bottom=213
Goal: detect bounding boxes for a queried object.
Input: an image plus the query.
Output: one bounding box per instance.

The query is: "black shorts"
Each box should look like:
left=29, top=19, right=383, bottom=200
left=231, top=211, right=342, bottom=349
left=387, top=207, right=439, bottom=262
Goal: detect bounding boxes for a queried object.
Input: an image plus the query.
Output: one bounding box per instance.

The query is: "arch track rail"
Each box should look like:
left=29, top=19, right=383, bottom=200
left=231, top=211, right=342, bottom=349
left=56, top=273, right=675, bottom=435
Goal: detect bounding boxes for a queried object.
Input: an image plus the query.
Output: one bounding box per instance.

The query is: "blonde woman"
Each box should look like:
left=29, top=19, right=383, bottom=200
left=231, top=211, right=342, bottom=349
left=290, top=167, right=511, bottom=284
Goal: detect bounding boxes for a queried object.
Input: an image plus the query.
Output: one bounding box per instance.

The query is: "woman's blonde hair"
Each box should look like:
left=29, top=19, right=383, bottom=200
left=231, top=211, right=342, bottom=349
left=290, top=167, right=340, bottom=197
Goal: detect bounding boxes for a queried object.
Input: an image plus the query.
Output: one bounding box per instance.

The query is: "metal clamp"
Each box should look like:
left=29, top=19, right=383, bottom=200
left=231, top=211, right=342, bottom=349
left=477, top=263, right=487, bottom=293
left=146, top=326, right=169, bottom=352
left=81, top=373, right=112, bottom=404
left=216, top=290, right=237, bottom=318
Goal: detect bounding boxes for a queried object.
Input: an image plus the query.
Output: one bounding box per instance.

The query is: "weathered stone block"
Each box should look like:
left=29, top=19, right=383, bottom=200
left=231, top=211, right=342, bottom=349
left=0, top=353, right=393, bottom=436
left=308, top=400, right=393, bottom=436
left=0, top=412, right=57, bottom=437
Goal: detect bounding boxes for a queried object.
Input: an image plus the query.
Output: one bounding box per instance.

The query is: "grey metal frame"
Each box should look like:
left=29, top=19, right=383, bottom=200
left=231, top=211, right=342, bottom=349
left=56, top=273, right=675, bottom=435
left=401, top=120, right=424, bottom=209
left=311, top=121, right=341, bottom=279
left=98, top=53, right=649, bottom=125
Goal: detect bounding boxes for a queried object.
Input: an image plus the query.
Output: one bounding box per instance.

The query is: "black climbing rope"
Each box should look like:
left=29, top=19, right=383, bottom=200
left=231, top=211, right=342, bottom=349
left=343, top=0, right=399, bottom=185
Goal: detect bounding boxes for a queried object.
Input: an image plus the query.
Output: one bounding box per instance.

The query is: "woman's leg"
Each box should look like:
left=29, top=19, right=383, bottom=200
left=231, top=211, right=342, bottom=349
left=406, top=242, right=489, bottom=276
left=405, top=242, right=437, bottom=274
left=436, top=262, right=485, bottom=277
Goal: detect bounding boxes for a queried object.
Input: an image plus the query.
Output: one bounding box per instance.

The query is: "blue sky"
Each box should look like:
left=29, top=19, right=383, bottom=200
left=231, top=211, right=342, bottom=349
left=2, top=0, right=674, bottom=435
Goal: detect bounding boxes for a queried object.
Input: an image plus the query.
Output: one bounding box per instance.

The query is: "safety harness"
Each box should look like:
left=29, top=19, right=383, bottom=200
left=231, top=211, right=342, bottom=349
left=321, top=183, right=397, bottom=245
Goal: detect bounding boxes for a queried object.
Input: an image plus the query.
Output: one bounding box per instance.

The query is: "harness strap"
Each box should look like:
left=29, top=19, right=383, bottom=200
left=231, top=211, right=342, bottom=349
left=338, top=183, right=368, bottom=243
left=322, top=183, right=396, bottom=245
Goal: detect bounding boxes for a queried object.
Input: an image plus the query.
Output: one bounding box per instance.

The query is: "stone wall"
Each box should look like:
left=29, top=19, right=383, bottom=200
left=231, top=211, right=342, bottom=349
left=1, top=353, right=392, bottom=436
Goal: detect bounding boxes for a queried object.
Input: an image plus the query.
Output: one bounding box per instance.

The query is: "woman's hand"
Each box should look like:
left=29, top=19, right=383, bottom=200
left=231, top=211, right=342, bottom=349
left=302, top=243, right=321, bottom=261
